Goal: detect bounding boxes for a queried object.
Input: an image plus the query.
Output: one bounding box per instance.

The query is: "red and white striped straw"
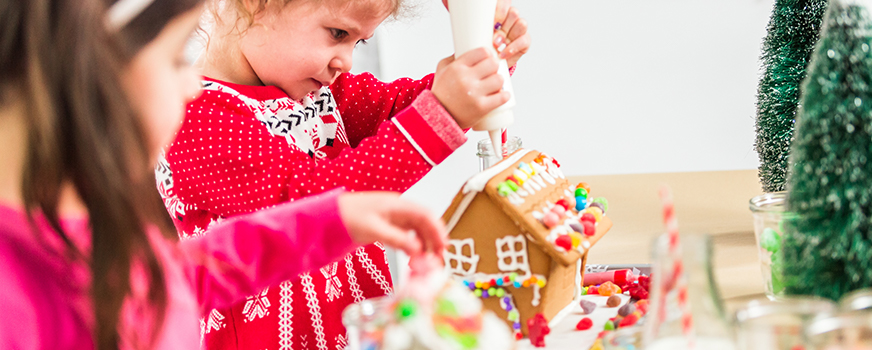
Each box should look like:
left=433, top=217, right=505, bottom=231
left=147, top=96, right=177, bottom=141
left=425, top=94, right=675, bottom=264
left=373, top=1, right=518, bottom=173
left=501, top=128, right=508, bottom=158
left=659, top=186, right=695, bottom=348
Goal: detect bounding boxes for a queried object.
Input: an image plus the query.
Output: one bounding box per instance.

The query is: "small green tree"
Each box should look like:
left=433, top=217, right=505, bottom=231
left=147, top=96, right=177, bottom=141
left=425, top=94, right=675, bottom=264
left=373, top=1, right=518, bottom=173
left=756, top=0, right=829, bottom=192
left=783, top=0, right=872, bottom=300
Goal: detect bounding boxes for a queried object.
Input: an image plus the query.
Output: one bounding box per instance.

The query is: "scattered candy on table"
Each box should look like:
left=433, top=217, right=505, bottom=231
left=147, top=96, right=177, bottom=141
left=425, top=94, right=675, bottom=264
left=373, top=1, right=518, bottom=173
left=618, top=302, right=636, bottom=317
left=527, top=313, right=551, bottom=348
left=606, top=295, right=622, bottom=307
left=579, top=299, right=597, bottom=314
left=576, top=317, right=593, bottom=331
left=597, top=281, right=622, bottom=296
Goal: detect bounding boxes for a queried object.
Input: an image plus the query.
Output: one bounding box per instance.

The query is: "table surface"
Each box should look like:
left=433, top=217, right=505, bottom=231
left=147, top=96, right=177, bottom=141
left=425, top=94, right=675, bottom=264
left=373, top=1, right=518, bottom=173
left=566, top=169, right=766, bottom=309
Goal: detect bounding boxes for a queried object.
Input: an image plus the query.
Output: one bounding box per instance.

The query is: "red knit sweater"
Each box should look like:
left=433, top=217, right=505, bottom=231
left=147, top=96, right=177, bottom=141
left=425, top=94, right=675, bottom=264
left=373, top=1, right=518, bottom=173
left=157, top=72, right=467, bottom=350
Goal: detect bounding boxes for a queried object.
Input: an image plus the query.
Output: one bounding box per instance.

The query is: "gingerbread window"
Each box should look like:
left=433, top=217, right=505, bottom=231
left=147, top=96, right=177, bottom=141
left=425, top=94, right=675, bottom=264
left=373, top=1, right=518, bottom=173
left=495, top=235, right=531, bottom=277
left=444, top=238, right=480, bottom=276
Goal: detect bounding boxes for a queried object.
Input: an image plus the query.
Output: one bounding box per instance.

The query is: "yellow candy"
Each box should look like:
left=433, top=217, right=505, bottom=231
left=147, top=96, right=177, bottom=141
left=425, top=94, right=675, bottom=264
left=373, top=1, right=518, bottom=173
left=569, top=231, right=583, bottom=248
left=536, top=279, right=546, bottom=288
left=590, top=339, right=604, bottom=350
left=585, top=207, right=604, bottom=222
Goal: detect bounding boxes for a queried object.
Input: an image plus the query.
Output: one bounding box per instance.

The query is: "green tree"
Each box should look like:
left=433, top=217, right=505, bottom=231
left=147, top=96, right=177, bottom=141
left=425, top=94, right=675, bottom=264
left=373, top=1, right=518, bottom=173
left=756, top=0, right=829, bottom=192
left=783, top=0, right=872, bottom=300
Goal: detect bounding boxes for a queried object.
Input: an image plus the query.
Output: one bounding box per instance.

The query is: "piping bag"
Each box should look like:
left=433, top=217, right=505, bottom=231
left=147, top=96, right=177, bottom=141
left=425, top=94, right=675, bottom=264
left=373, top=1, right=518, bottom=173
left=447, top=0, right=515, bottom=159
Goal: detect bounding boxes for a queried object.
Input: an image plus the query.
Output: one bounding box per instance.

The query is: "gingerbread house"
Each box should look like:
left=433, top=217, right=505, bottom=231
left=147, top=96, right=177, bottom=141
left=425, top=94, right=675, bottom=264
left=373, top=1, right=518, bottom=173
left=440, top=149, right=612, bottom=338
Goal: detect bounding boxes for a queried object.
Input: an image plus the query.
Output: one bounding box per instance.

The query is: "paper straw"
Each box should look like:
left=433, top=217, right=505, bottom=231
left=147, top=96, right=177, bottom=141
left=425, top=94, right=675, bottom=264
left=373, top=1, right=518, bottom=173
left=659, top=186, right=695, bottom=348
left=501, top=128, right=508, bottom=158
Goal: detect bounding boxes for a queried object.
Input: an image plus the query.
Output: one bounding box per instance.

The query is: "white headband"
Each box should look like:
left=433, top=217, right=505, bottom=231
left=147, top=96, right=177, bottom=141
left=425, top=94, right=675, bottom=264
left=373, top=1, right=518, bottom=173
left=106, top=0, right=156, bottom=30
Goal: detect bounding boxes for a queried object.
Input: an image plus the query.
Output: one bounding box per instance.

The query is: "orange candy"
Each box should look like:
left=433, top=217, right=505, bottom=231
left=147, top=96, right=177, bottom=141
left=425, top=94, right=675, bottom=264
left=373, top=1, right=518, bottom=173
left=597, top=281, right=622, bottom=297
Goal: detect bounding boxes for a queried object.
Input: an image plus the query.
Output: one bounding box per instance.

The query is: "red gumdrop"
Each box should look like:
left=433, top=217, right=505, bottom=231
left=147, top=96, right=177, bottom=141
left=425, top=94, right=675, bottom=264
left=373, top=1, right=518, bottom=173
left=619, top=314, right=639, bottom=328
left=588, top=286, right=599, bottom=295
left=582, top=221, right=596, bottom=237
left=575, top=317, right=593, bottom=331
left=555, top=235, right=573, bottom=251
left=527, top=313, right=551, bottom=348
left=542, top=212, right=560, bottom=228
left=515, top=332, right=524, bottom=340
left=581, top=213, right=596, bottom=224
left=555, top=198, right=571, bottom=210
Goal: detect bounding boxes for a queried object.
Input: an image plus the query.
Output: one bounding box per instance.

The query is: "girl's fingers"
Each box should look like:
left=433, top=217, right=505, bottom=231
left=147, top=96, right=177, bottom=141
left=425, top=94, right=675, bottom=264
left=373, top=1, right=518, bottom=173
left=500, top=7, right=521, bottom=39
left=505, top=16, right=528, bottom=42
left=500, top=31, right=530, bottom=60
left=389, top=201, right=447, bottom=255
left=471, top=55, right=500, bottom=78
left=479, top=73, right=505, bottom=95
left=480, top=90, right=511, bottom=112
left=495, top=0, right=512, bottom=25
left=456, top=47, right=491, bottom=67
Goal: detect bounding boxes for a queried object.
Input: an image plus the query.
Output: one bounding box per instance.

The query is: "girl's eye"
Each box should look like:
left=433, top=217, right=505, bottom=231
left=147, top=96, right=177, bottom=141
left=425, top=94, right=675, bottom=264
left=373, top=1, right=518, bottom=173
left=330, top=28, right=348, bottom=41
left=356, top=39, right=368, bottom=47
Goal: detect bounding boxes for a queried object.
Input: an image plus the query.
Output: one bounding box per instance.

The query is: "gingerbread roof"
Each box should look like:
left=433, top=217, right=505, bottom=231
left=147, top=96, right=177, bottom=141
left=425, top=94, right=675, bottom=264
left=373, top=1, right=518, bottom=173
left=443, top=149, right=612, bottom=267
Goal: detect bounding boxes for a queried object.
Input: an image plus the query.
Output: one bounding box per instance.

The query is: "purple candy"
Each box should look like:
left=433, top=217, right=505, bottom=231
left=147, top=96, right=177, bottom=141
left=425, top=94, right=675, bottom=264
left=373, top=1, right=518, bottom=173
left=513, top=322, right=521, bottom=330
left=579, top=300, right=596, bottom=315
left=590, top=202, right=605, bottom=213
left=469, top=284, right=476, bottom=291
left=482, top=291, right=489, bottom=298
left=505, top=304, right=513, bottom=311
left=569, top=222, right=585, bottom=234
left=618, top=303, right=636, bottom=317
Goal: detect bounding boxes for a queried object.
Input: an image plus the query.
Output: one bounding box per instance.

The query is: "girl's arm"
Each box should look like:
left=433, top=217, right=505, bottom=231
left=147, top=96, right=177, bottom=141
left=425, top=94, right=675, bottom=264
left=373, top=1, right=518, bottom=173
left=179, top=189, right=356, bottom=311
left=330, top=72, right=435, bottom=147
left=166, top=88, right=466, bottom=218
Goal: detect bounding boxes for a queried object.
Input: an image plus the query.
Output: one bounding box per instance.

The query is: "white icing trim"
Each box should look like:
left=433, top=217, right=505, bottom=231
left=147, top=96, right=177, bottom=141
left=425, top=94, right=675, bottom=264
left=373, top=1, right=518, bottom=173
left=392, top=119, right=437, bottom=167
left=462, top=149, right=533, bottom=194
left=532, top=284, right=542, bottom=306
left=444, top=238, right=480, bottom=276
left=547, top=294, right=580, bottom=328
left=495, top=235, right=532, bottom=277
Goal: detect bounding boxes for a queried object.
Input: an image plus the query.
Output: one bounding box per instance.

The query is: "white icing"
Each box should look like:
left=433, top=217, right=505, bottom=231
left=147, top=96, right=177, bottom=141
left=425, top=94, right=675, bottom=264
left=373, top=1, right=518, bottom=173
left=532, top=284, right=542, bottom=307
left=582, top=241, right=591, bottom=249
left=531, top=211, right=543, bottom=220
left=444, top=238, right=480, bottom=276
left=508, top=193, right=523, bottom=206
left=565, top=189, right=573, bottom=198
left=541, top=171, right=556, bottom=185
left=513, top=169, right=528, bottom=183
left=445, top=192, right=475, bottom=233
left=528, top=177, right=543, bottom=191
left=516, top=188, right=529, bottom=197
left=495, top=235, right=532, bottom=277
left=530, top=174, right=547, bottom=189
left=462, top=149, right=533, bottom=194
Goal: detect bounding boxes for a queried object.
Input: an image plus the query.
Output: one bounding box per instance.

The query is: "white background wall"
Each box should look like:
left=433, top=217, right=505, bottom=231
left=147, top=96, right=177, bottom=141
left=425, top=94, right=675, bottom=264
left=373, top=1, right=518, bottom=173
left=355, top=0, right=775, bottom=216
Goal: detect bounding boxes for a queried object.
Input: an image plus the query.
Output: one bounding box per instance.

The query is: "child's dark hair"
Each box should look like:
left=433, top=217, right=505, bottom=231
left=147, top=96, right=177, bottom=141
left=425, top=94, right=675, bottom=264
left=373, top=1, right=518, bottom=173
left=0, top=0, right=199, bottom=349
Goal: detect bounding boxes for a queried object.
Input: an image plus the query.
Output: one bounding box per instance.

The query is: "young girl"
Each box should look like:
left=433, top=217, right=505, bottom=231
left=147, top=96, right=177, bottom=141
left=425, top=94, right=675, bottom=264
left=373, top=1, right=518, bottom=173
left=0, top=0, right=447, bottom=349
left=158, top=0, right=530, bottom=348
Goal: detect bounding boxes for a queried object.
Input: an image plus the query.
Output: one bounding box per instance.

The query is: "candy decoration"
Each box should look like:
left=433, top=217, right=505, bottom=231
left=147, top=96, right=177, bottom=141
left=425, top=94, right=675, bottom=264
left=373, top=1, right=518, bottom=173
left=580, top=213, right=596, bottom=225
left=589, top=202, right=606, bottom=214
left=542, top=212, right=560, bottom=228
left=606, top=295, right=622, bottom=307
left=598, top=281, right=621, bottom=296
left=527, top=313, right=551, bottom=348
left=575, top=197, right=587, bottom=211
left=555, top=235, right=572, bottom=251
left=575, top=188, right=589, bottom=198
left=396, top=300, right=417, bottom=320
left=569, top=231, right=583, bottom=249
left=582, top=220, right=596, bottom=237
left=576, top=182, right=590, bottom=192
left=603, top=320, right=615, bottom=331
left=579, top=300, right=596, bottom=314
left=576, top=317, right=593, bottom=331
left=550, top=205, right=566, bottom=218
left=635, top=299, right=649, bottom=314
left=761, top=227, right=781, bottom=253
left=586, top=207, right=604, bottom=222
left=555, top=198, right=572, bottom=211
left=619, top=313, right=639, bottom=328
left=593, top=197, right=609, bottom=212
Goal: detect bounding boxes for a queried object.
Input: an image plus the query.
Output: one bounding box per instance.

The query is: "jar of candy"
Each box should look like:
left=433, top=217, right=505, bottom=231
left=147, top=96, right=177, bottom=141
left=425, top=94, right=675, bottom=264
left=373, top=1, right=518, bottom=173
left=749, top=192, right=795, bottom=300
left=734, top=297, right=836, bottom=350
left=342, top=296, right=394, bottom=350
left=476, top=135, right=521, bottom=171
left=806, top=310, right=872, bottom=350
left=602, top=326, right=645, bottom=350
left=840, top=288, right=872, bottom=312
left=642, top=233, right=737, bottom=350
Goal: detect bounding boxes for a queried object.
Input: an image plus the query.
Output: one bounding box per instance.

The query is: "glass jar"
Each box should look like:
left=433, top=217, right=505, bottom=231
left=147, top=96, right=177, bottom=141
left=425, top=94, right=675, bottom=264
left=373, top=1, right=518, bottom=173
left=476, top=136, right=521, bottom=171
left=734, top=297, right=836, bottom=350
left=602, top=326, right=645, bottom=350
left=806, top=311, right=872, bottom=350
left=342, top=296, right=394, bottom=350
left=840, top=289, right=872, bottom=311
left=749, top=192, right=796, bottom=299
left=643, top=233, right=737, bottom=350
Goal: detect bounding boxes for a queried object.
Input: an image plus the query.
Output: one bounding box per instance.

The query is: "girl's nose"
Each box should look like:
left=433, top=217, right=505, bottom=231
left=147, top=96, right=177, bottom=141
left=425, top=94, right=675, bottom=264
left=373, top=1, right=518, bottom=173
left=328, top=49, right=353, bottom=73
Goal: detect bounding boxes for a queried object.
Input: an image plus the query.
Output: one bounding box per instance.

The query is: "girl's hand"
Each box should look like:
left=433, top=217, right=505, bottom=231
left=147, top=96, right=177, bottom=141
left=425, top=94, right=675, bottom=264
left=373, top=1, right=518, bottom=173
left=431, top=48, right=511, bottom=129
left=493, top=6, right=530, bottom=68
left=338, top=192, right=447, bottom=257
left=441, top=0, right=530, bottom=68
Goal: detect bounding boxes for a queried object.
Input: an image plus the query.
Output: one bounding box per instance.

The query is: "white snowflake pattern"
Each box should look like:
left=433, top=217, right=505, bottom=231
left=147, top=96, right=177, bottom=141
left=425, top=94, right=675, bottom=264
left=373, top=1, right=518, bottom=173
left=320, top=262, right=343, bottom=302
left=242, top=287, right=271, bottom=322
left=204, top=309, right=225, bottom=334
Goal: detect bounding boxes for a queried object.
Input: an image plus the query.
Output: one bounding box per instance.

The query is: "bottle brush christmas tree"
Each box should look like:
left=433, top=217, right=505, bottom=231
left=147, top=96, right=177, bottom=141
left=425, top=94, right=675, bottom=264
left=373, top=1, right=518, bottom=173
left=783, top=0, right=872, bottom=300
left=755, top=0, right=829, bottom=192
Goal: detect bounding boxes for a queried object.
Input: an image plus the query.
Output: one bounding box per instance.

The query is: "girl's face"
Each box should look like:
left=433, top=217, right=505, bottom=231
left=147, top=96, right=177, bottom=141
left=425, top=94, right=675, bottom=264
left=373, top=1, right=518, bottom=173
left=122, top=8, right=203, bottom=161
left=240, top=0, right=390, bottom=100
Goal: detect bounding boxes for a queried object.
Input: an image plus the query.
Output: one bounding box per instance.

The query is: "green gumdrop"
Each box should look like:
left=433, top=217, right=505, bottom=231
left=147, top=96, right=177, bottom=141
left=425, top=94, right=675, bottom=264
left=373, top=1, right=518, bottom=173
left=604, top=320, right=615, bottom=331
left=581, top=286, right=588, bottom=295
left=456, top=334, right=478, bottom=350
left=497, top=183, right=513, bottom=197
left=396, top=300, right=417, bottom=320
left=508, top=310, right=519, bottom=321
left=436, top=298, right=458, bottom=316
left=593, top=197, right=609, bottom=212
left=760, top=227, right=782, bottom=253
left=575, top=188, right=589, bottom=198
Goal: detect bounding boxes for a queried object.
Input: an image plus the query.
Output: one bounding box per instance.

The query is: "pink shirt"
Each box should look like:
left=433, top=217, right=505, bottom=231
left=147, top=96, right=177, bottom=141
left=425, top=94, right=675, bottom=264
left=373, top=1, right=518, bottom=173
left=0, top=189, right=355, bottom=350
